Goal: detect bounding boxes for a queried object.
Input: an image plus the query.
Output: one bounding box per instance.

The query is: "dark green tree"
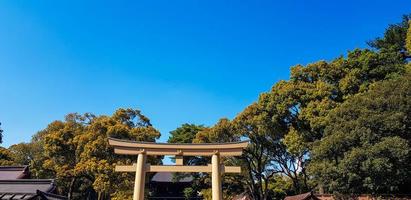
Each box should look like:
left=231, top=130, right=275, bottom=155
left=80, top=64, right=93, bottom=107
left=167, top=123, right=207, bottom=199
left=368, top=14, right=411, bottom=58
left=309, top=74, right=411, bottom=194
left=168, top=123, right=205, bottom=144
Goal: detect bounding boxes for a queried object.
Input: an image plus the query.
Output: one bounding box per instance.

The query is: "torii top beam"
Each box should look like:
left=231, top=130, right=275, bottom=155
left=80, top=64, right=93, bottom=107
left=108, top=137, right=249, bottom=157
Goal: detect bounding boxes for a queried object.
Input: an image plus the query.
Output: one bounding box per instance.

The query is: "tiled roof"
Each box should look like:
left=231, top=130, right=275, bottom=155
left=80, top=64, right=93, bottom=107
left=151, top=172, right=193, bottom=183
left=0, top=166, right=30, bottom=180
left=284, top=192, right=320, bottom=200
left=0, top=179, right=55, bottom=200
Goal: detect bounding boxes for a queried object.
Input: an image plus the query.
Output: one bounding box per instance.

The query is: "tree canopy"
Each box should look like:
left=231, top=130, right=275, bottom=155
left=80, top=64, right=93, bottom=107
left=188, top=14, right=411, bottom=200
left=309, top=74, right=411, bottom=194
left=2, top=109, right=160, bottom=200
left=368, top=14, right=410, bottom=57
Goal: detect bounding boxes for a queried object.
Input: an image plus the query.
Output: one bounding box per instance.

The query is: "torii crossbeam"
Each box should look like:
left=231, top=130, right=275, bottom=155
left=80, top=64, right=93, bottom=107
left=108, top=137, right=248, bottom=200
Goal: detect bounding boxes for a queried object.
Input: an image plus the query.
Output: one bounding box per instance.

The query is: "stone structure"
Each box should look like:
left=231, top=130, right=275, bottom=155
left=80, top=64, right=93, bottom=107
left=108, top=137, right=248, bottom=200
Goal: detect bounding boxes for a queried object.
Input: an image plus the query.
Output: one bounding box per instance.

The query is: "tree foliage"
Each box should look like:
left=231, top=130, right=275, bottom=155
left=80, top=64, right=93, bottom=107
left=188, top=14, right=410, bottom=200
left=4, top=108, right=160, bottom=200
left=309, top=74, right=411, bottom=194
left=165, top=123, right=206, bottom=198
left=194, top=119, right=245, bottom=199
left=406, top=20, right=411, bottom=54
left=0, top=147, right=14, bottom=166
left=168, top=123, right=205, bottom=144
left=368, top=14, right=411, bottom=57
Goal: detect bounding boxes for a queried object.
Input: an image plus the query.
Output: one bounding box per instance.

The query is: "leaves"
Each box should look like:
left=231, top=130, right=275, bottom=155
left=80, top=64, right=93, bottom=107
left=368, top=14, right=411, bottom=54
left=309, top=74, right=411, bottom=194
left=12, top=108, right=160, bottom=199
left=0, top=147, right=14, bottom=166
left=407, top=20, right=411, bottom=54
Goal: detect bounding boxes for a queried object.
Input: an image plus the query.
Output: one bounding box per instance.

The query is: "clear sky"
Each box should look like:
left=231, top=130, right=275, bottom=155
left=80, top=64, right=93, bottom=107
left=0, top=0, right=410, bottom=147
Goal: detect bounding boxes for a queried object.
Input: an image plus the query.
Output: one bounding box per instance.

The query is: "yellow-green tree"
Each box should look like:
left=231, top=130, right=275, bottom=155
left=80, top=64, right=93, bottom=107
left=0, top=147, right=14, bottom=166
left=38, top=108, right=160, bottom=199
left=406, top=20, right=411, bottom=53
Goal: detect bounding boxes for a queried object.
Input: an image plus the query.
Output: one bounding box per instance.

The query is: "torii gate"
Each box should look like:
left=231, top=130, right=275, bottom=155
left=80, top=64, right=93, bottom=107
left=108, top=137, right=248, bottom=200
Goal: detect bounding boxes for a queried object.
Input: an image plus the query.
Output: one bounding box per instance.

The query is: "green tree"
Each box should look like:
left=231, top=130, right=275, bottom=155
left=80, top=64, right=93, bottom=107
left=309, top=74, right=411, bottom=194
left=231, top=47, right=405, bottom=199
left=189, top=43, right=407, bottom=199
left=194, top=118, right=237, bottom=143
left=368, top=14, right=411, bottom=58
left=166, top=124, right=207, bottom=199
left=168, top=123, right=205, bottom=144
left=168, top=123, right=208, bottom=166
left=194, top=118, right=244, bottom=199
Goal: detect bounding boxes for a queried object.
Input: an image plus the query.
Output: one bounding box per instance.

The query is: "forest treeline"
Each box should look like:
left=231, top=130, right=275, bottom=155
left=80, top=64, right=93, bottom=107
left=1, top=15, right=411, bottom=200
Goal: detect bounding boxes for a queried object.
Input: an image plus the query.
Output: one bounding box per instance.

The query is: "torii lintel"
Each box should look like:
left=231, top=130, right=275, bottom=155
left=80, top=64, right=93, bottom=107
left=108, top=137, right=248, bottom=156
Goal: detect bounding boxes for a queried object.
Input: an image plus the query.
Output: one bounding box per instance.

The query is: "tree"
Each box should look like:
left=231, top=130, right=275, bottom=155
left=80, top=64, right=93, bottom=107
left=166, top=122, right=242, bottom=199
left=194, top=118, right=244, bottom=199
left=166, top=124, right=207, bottom=199
left=168, top=123, right=208, bottom=166
left=308, top=74, right=411, bottom=194
left=194, top=118, right=238, bottom=143
left=40, top=114, right=93, bottom=198
left=0, top=147, right=14, bottom=166
left=188, top=15, right=410, bottom=199
left=168, top=123, right=205, bottom=144
left=9, top=142, right=42, bottom=166
left=406, top=20, right=411, bottom=53
left=188, top=44, right=407, bottom=200
left=368, top=14, right=411, bottom=58
left=232, top=47, right=406, bottom=199
left=76, top=108, right=161, bottom=199
left=38, top=108, right=160, bottom=199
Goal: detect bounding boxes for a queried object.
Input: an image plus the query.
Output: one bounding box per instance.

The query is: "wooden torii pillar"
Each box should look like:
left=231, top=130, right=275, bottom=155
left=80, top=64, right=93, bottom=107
left=108, top=137, right=248, bottom=200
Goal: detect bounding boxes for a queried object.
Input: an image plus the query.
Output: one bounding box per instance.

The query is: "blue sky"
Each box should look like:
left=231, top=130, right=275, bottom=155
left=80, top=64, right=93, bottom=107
left=0, top=0, right=410, bottom=147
